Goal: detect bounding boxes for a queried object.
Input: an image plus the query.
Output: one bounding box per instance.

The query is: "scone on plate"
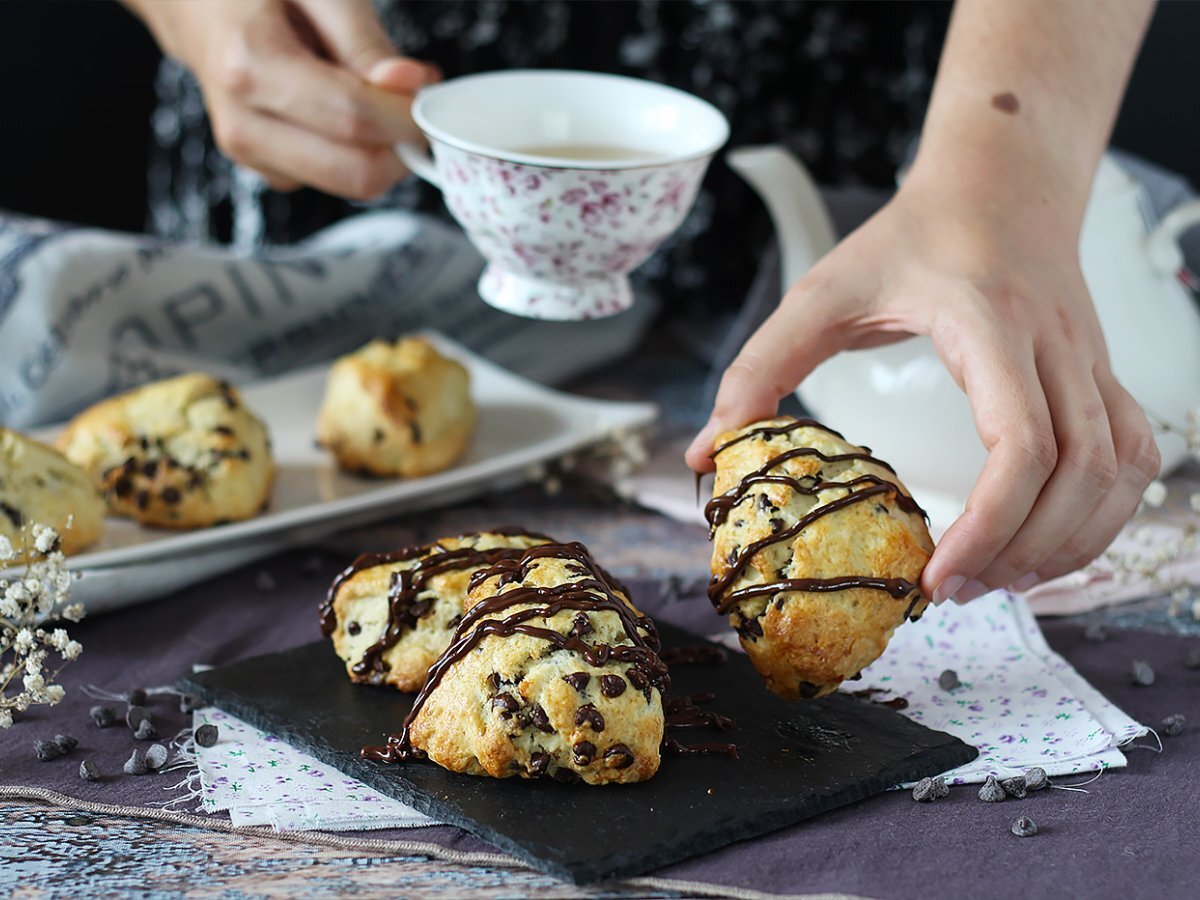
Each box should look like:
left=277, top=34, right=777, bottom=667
left=321, top=528, right=554, bottom=692
left=364, top=541, right=669, bottom=785
left=0, top=429, right=105, bottom=561
left=316, top=337, right=474, bottom=478
left=706, top=416, right=933, bottom=700
left=56, top=374, right=275, bottom=529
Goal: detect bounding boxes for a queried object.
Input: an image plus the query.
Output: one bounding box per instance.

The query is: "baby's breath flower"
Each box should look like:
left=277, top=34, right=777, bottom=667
left=1, top=523, right=82, bottom=727
left=1142, top=480, right=1167, bottom=508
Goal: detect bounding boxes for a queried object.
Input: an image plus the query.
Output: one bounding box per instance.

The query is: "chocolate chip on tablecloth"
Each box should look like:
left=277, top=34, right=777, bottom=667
left=1161, top=714, right=1185, bottom=737
left=144, top=743, right=169, bottom=770
left=53, top=734, right=78, bottom=754
left=34, top=739, right=63, bottom=762
left=1011, top=816, right=1038, bottom=837
left=134, top=719, right=158, bottom=741
left=979, top=775, right=1006, bottom=802
left=937, top=669, right=960, bottom=692
left=127, top=688, right=147, bottom=706
left=1001, top=776, right=1027, bottom=799
left=125, top=705, right=150, bottom=729
left=123, top=749, right=148, bottom=776
left=1130, top=659, right=1155, bottom=687
left=78, top=759, right=100, bottom=781
left=1024, top=767, right=1049, bottom=791
left=90, top=705, right=116, bottom=728
left=194, top=723, right=219, bottom=748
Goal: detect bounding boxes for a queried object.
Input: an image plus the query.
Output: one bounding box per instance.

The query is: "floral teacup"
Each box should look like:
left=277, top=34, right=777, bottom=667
left=398, top=70, right=729, bottom=320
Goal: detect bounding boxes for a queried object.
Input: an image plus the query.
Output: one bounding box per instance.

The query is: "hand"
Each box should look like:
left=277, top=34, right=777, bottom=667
left=127, top=0, right=438, bottom=199
left=685, top=172, right=1160, bottom=604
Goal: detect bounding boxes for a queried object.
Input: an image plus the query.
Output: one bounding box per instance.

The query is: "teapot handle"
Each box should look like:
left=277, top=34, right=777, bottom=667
left=1146, top=199, right=1200, bottom=275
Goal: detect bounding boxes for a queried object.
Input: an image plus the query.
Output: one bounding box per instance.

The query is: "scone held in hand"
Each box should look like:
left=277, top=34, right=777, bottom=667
left=365, top=542, right=669, bottom=785
left=316, top=337, right=474, bottom=478
left=0, top=429, right=105, bottom=560
left=321, top=529, right=553, bottom=692
left=56, top=374, right=274, bottom=529
left=707, top=417, right=933, bottom=700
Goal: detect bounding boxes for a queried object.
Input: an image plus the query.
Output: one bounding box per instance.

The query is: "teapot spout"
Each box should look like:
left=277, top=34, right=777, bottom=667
left=727, top=145, right=838, bottom=289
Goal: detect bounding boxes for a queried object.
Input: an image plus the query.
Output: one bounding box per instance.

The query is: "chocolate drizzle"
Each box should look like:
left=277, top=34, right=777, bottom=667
left=318, top=528, right=554, bottom=683
left=705, top=416, right=927, bottom=628
left=362, top=541, right=668, bottom=764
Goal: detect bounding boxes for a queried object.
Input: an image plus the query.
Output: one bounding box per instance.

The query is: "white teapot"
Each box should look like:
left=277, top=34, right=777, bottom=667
left=728, top=146, right=1200, bottom=525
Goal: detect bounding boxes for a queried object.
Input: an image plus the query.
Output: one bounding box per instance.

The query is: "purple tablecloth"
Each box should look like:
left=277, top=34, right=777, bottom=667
left=2, top=548, right=1197, bottom=898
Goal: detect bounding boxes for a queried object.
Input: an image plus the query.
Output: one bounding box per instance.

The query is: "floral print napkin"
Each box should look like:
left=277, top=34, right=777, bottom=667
left=193, top=707, right=435, bottom=830
left=854, top=590, right=1148, bottom=784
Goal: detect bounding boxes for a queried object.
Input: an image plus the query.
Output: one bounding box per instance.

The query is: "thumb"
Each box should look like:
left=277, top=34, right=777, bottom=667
left=299, top=0, right=428, bottom=89
left=685, top=297, right=847, bottom=473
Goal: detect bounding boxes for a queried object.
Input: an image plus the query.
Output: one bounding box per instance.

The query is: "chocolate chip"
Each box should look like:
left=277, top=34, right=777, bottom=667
left=138, top=436, right=150, bottom=451
left=144, top=743, right=169, bottom=770
left=1024, top=767, right=1049, bottom=791
left=603, top=744, right=634, bottom=770
left=113, top=478, right=133, bottom=498
left=346, top=621, right=361, bottom=636
left=1001, top=776, right=1027, bottom=799
left=626, top=669, right=649, bottom=691
left=35, top=739, right=62, bottom=761
left=797, top=681, right=820, bottom=699
left=409, top=421, right=422, bottom=444
left=530, top=704, right=554, bottom=734
left=758, top=494, right=772, bottom=511
left=769, top=518, right=784, bottom=533
left=179, top=693, right=205, bottom=714
left=90, top=706, right=116, bottom=728
left=134, top=719, right=158, bottom=741
left=141, top=460, right=158, bottom=478
left=123, top=749, right=148, bottom=776
left=127, top=688, right=147, bottom=706
left=212, top=425, right=234, bottom=437
left=1162, top=713, right=1186, bottom=736
left=737, top=616, right=763, bottom=639
left=490, top=692, right=519, bottom=719
left=487, top=672, right=501, bottom=691
left=0, top=501, right=22, bottom=528
left=575, top=704, right=605, bottom=732
left=911, top=777, right=939, bottom=802
left=978, top=775, right=1006, bottom=802
left=54, top=734, right=78, bottom=754
left=529, top=751, right=551, bottom=776
left=931, top=776, right=949, bottom=799
left=726, top=547, right=740, bottom=566
left=572, top=741, right=596, bottom=765
left=1011, top=816, right=1038, bottom=837
left=161, top=487, right=181, bottom=505
left=125, top=706, right=150, bottom=729
left=1130, top=659, right=1155, bottom=687
left=937, top=669, right=961, bottom=692
left=194, top=723, right=219, bottom=748
left=78, top=760, right=100, bottom=781
left=571, top=613, right=592, bottom=638
left=373, top=428, right=385, bottom=444
left=599, top=674, right=626, bottom=698
left=562, top=672, right=590, bottom=692
left=135, top=490, right=150, bottom=511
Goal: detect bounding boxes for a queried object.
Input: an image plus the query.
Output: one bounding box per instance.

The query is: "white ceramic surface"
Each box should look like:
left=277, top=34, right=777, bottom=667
left=731, top=147, right=1200, bottom=527
left=398, top=70, right=729, bottom=320
left=7, top=333, right=657, bottom=611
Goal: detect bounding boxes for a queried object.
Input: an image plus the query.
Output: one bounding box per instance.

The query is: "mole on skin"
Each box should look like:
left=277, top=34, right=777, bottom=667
left=991, top=91, right=1020, bottom=114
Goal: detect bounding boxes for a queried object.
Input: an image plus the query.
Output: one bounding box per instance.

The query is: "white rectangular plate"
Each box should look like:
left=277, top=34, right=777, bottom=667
left=13, top=333, right=657, bottom=611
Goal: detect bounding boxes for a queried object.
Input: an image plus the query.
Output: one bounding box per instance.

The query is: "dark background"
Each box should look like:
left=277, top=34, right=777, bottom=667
left=0, top=0, right=1195, bottom=235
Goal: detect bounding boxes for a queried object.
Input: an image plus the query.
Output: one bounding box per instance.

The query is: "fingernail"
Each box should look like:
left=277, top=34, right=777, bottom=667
left=952, top=579, right=990, bottom=605
left=932, top=575, right=966, bottom=606
left=1011, top=572, right=1041, bottom=593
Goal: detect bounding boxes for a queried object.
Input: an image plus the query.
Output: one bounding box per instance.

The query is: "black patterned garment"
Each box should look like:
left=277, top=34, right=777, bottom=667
left=148, top=0, right=948, bottom=314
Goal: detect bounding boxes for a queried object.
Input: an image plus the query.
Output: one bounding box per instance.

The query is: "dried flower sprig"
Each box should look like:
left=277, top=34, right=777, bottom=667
left=0, top=525, right=83, bottom=728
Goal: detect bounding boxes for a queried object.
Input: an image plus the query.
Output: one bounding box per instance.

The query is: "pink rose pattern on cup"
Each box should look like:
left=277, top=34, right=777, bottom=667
left=431, top=142, right=710, bottom=319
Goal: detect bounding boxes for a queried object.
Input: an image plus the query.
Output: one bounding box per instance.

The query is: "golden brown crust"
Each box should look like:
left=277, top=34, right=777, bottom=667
left=315, top=337, right=474, bottom=478
left=55, top=374, right=275, bottom=529
left=0, top=429, right=105, bottom=560
left=708, top=416, right=933, bottom=700
left=327, top=531, right=552, bottom=692
left=407, top=544, right=665, bottom=785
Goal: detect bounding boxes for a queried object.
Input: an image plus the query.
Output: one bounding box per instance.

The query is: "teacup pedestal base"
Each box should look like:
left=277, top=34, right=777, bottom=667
left=478, top=265, right=634, bottom=321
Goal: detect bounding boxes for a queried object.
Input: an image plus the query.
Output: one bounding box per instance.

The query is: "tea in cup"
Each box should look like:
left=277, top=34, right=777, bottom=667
left=398, top=70, right=729, bottom=320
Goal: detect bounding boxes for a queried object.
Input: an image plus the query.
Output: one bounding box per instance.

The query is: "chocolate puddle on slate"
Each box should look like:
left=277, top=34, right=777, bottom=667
left=181, top=622, right=976, bottom=885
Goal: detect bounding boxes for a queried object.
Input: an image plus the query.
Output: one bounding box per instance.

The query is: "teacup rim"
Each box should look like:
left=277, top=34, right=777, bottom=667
left=411, top=68, right=730, bottom=171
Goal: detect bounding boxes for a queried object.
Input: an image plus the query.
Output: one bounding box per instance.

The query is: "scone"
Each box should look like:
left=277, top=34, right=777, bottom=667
left=706, top=416, right=933, bottom=700
left=316, top=337, right=474, bottom=478
left=0, top=429, right=105, bottom=561
left=56, top=374, right=275, bottom=529
left=321, top=528, right=554, bottom=691
left=364, top=541, right=669, bottom=785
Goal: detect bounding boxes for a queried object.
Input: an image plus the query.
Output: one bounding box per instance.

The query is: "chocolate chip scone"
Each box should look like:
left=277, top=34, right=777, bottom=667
left=706, top=416, right=933, bottom=700
left=365, top=542, right=669, bottom=785
left=316, top=337, right=475, bottom=478
left=55, top=374, right=275, bottom=529
left=320, top=528, right=554, bottom=692
left=0, top=429, right=105, bottom=561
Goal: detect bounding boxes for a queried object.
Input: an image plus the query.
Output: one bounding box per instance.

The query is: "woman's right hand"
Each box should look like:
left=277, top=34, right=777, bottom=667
left=124, top=0, right=438, bottom=199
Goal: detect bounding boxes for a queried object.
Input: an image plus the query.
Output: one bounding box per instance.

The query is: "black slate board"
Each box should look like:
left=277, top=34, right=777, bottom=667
left=182, top=624, right=976, bottom=884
